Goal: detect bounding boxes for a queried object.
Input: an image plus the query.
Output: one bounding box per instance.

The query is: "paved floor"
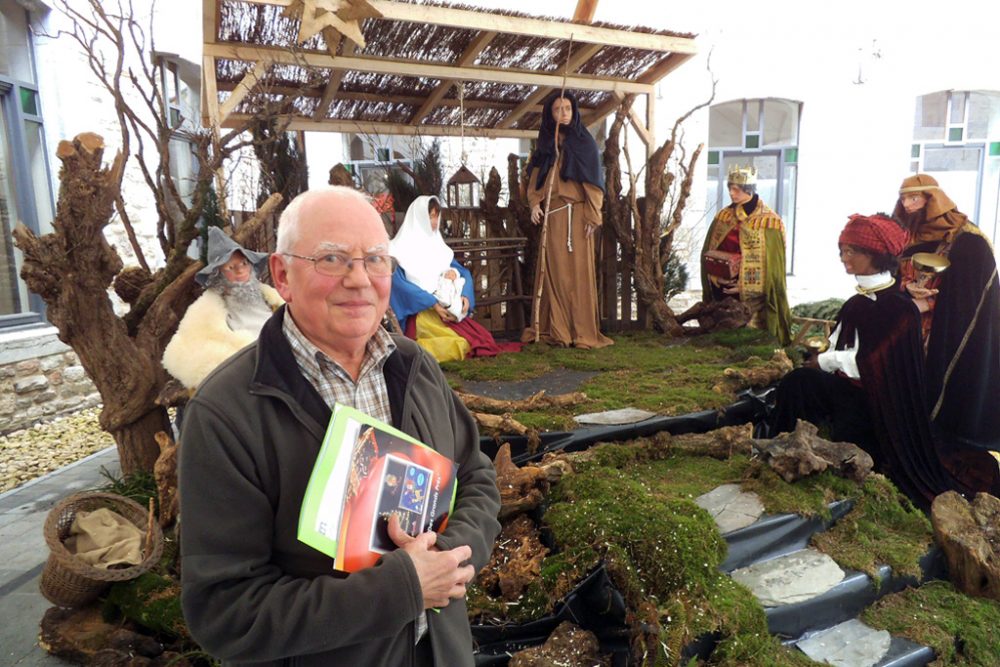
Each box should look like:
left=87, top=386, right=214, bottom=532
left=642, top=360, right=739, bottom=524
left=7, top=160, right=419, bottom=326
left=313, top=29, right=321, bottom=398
left=0, top=447, right=120, bottom=666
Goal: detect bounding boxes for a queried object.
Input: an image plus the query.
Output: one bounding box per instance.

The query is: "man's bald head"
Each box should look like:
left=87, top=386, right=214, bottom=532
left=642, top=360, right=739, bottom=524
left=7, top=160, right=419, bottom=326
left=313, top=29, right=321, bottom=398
left=276, top=186, right=385, bottom=255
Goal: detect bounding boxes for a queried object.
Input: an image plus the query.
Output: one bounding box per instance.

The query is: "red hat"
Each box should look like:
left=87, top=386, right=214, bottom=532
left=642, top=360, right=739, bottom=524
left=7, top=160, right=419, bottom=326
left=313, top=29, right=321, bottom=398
left=838, top=214, right=909, bottom=256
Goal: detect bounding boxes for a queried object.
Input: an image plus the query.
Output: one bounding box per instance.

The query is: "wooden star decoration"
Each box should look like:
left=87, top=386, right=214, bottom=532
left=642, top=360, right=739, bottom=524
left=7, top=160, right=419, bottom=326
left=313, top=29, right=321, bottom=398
left=289, top=0, right=381, bottom=50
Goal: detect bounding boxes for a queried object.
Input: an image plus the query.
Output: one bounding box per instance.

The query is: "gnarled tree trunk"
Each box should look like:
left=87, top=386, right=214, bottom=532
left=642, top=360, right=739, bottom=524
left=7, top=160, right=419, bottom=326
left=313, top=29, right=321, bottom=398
left=14, top=134, right=278, bottom=474
left=601, top=85, right=713, bottom=336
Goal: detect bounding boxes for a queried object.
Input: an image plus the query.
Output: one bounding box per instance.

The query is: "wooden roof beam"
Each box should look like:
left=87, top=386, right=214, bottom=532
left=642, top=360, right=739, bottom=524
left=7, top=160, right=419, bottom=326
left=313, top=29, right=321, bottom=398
left=202, top=55, right=220, bottom=127
left=314, top=39, right=357, bottom=120
left=573, top=0, right=599, bottom=23
left=638, top=52, right=695, bottom=85
left=582, top=92, right=627, bottom=129
left=203, top=43, right=655, bottom=94
left=582, top=91, right=654, bottom=149
left=203, top=0, right=218, bottom=45
left=497, top=42, right=602, bottom=129
left=218, top=58, right=272, bottom=124
left=237, top=0, right=697, bottom=54
left=222, top=113, right=538, bottom=139
left=410, top=30, right=497, bottom=126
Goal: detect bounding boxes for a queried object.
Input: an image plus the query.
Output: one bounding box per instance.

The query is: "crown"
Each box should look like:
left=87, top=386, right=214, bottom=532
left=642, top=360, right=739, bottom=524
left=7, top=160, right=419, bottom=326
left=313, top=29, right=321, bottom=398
left=727, top=164, right=757, bottom=186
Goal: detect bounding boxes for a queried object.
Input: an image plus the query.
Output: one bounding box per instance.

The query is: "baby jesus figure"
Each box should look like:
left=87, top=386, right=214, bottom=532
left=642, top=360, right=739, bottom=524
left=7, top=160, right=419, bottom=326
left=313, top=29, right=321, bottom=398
left=434, top=268, right=467, bottom=322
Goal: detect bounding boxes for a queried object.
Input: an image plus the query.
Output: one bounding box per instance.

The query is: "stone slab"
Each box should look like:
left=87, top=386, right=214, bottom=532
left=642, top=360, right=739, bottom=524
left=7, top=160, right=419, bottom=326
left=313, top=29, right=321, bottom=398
left=731, top=548, right=845, bottom=607
left=573, top=408, right=658, bottom=425
left=695, top=484, right=765, bottom=534
left=796, top=619, right=891, bottom=667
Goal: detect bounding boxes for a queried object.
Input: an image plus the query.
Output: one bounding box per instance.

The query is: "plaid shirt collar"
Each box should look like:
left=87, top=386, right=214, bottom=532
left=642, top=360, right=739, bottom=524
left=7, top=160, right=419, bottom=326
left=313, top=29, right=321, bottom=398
left=281, top=309, right=396, bottom=404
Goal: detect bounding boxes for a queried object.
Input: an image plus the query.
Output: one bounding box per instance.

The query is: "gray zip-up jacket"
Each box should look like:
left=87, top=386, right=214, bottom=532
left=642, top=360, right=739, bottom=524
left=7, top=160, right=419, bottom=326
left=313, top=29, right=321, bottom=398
left=179, top=307, right=501, bottom=666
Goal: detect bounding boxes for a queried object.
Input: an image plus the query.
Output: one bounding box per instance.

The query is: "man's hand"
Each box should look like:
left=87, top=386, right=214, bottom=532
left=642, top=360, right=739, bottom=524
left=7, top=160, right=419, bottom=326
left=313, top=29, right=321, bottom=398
left=443, top=269, right=458, bottom=280
left=389, top=515, right=474, bottom=609
left=585, top=223, right=598, bottom=239
left=531, top=204, right=543, bottom=225
left=461, top=296, right=470, bottom=316
left=434, top=303, right=457, bottom=322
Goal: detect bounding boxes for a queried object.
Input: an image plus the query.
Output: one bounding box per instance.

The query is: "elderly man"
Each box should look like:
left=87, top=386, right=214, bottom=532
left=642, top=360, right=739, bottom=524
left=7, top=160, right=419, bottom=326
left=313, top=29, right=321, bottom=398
left=700, top=164, right=792, bottom=345
left=162, top=226, right=283, bottom=391
left=179, top=186, right=501, bottom=666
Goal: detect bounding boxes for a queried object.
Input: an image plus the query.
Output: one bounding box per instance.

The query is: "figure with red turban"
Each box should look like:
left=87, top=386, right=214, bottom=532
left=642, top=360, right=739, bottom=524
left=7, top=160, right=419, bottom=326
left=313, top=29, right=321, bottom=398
left=767, top=213, right=999, bottom=509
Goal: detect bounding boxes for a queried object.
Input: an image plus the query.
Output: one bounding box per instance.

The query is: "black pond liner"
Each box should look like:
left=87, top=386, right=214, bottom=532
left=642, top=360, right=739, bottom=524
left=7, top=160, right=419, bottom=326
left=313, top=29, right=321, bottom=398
left=479, top=391, right=767, bottom=464
left=720, top=499, right=856, bottom=573
left=472, top=392, right=767, bottom=665
left=681, top=546, right=947, bottom=662
left=472, top=563, right=630, bottom=667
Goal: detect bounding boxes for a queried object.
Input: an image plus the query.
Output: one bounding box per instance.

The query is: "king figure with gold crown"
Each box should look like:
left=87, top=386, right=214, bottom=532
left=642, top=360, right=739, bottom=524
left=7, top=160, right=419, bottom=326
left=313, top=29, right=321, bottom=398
left=699, top=164, right=792, bottom=345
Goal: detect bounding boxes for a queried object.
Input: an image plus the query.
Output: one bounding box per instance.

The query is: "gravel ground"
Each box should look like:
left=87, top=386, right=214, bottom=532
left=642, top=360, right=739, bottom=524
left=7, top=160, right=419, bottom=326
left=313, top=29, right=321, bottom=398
left=0, top=407, right=115, bottom=494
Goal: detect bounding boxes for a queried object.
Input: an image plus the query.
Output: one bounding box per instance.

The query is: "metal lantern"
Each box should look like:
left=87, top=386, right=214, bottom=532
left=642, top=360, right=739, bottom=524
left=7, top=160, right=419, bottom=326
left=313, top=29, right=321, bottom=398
left=446, top=165, right=481, bottom=209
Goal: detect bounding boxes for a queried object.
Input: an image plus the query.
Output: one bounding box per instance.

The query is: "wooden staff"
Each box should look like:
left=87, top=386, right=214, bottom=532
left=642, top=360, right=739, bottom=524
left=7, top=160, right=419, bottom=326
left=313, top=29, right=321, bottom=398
left=531, top=36, right=574, bottom=342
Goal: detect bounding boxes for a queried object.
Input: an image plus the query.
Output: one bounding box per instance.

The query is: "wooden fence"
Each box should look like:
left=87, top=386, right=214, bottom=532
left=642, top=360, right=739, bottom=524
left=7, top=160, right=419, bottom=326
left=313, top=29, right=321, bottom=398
left=443, top=207, right=644, bottom=336
left=230, top=205, right=646, bottom=336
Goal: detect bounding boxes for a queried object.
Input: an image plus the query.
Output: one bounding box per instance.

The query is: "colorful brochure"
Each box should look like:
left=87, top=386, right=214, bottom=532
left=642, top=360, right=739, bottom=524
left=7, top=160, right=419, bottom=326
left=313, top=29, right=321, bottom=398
left=298, top=404, right=458, bottom=572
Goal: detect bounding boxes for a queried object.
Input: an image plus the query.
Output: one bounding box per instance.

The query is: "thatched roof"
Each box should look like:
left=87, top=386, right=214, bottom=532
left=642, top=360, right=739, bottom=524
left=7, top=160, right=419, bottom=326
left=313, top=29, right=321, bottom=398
left=203, top=0, right=697, bottom=140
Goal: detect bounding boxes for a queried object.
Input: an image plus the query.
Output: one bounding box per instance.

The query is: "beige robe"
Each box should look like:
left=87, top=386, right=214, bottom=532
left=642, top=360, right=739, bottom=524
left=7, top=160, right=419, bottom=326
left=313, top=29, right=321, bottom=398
left=522, top=160, right=613, bottom=349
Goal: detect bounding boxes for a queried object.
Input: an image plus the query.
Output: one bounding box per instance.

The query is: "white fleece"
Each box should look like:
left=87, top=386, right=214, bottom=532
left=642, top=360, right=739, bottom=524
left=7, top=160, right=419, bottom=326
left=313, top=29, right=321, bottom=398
left=162, top=284, right=283, bottom=390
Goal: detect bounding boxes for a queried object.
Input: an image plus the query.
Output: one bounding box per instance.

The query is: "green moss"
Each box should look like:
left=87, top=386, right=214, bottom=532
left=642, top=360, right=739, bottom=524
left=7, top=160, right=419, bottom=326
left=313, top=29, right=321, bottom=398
left=811, top=475, right=932, bottom=581
left=711, top=632, right=821, bottom=666
left=862, top=581, right=1000, bottom=665
left=443, top=331, right=787, bottom=420
left=105, top=572, right=187, bottom=639
left=740, top=465, right=859, bottom=520
left=547, top=467, right=726, bottom=599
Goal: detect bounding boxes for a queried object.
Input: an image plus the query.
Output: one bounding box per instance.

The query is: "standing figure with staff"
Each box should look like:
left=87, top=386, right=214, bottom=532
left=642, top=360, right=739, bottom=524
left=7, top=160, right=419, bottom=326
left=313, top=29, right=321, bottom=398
left=521, top=90, right=613, bottom=349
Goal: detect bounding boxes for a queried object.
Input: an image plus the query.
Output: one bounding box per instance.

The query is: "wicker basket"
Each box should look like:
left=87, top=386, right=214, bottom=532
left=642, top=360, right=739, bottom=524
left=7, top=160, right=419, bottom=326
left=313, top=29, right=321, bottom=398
left=40, top=492, right=164, bottom=608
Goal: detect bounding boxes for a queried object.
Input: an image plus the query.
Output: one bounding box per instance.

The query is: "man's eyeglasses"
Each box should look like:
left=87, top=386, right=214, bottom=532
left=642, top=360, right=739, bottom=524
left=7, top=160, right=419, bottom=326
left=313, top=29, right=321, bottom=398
left=283, top=252, right=395, bottom=277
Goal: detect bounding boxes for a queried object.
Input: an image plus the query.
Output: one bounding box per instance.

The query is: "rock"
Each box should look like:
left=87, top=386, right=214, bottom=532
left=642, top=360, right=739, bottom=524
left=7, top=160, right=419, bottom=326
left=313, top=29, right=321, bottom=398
left=573, top=407, right=657, bottom=425
left=931, top=491, right=1000, bottom=600
left=754, top=419, right=873, bottom=483
left=695, top=484, right=764, bottom=533
left=63, top=365, right=88, bottom=383
left=509, top=621, right=603, bottom=667
left=796, top=618, right=891, bottom=667
left=40, top=356, right=64, bottom=372
left=35, top=389, right=58, bottom=404
left=730, top=548, right=845, bottom=607
left=15, top=374, right=49, bottom=393
left=16, top=359, right=41, bottom=374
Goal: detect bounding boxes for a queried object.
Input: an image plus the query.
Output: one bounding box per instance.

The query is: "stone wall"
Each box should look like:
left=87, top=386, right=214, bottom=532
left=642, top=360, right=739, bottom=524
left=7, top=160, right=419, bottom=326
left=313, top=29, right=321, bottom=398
left=0, top=329, right=101, bottom=435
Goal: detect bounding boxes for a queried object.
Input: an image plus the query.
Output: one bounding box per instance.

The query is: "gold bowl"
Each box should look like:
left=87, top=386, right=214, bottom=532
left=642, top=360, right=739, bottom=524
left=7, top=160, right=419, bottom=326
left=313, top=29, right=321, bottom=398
left=911, top=252, right=950, bottom=274
left=804, top=335, right=830, bottom=353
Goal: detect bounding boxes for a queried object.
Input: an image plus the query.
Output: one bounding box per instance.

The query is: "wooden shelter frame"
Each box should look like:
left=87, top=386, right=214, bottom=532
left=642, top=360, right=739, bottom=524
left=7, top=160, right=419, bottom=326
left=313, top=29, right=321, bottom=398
left=201, top=0, right=698, bottom=334
left=201, top=0, right=697, bottom=154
